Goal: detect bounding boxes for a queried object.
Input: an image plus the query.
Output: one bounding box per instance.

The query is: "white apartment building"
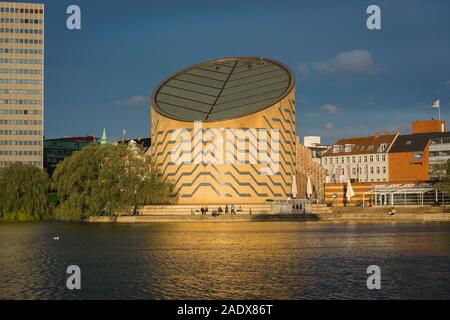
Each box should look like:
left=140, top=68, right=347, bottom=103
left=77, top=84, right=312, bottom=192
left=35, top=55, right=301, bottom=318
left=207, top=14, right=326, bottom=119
left=303, top=136, right=329, bottom=164
left=428, top=133, right=450, bottom=178
left=321, top=133, right=398, bottom=183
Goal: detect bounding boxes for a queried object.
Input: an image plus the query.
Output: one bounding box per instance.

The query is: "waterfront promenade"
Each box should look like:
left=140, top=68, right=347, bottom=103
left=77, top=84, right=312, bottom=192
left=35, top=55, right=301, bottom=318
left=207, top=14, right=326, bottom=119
left=85, top=204, right=450, bottom=223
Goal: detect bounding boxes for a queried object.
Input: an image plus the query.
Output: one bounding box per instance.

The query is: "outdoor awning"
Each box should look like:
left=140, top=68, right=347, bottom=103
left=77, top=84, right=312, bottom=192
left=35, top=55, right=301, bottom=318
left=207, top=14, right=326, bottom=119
left=371, top=183, right=435, bottom=195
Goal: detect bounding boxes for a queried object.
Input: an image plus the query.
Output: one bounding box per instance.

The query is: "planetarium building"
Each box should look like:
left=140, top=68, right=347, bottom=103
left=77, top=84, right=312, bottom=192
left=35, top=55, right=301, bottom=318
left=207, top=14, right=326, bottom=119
left=150, top=57, right=297, bottom=205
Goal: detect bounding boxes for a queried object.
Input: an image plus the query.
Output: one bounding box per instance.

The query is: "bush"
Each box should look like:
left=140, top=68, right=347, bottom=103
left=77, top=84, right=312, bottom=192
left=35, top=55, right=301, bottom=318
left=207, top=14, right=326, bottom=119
left=0, top=163, right=51, bottom=221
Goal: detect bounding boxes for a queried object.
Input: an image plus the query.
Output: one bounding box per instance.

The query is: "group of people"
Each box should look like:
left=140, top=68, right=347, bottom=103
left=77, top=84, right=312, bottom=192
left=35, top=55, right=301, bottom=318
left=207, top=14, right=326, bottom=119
left=200, top=204, right=237, bottom=216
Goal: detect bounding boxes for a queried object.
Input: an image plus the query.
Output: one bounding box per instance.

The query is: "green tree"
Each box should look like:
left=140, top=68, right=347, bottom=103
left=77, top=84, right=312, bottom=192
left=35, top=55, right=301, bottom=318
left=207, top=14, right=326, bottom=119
left=0, top=162, right=51, bottom=221
left=52, top=143, right=175, bottom=220
left=435, top=160, right=450, bottom=194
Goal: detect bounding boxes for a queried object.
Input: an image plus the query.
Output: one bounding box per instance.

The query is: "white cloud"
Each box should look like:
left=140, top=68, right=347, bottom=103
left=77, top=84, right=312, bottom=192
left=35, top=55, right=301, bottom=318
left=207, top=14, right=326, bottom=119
left=322, top=104, right=339, bottom=114
left=115, top=95, right=148, bottom=107
left=298, top=50, right=377, bottom=75
left=324, top=122, right=335, bottom=130
left=297, top=63, right=310, bottom=76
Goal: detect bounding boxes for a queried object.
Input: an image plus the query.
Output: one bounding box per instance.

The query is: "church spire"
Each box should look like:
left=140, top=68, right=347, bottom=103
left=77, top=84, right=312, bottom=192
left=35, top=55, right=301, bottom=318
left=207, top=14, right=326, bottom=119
left=101, top=128, right=108, bottom=145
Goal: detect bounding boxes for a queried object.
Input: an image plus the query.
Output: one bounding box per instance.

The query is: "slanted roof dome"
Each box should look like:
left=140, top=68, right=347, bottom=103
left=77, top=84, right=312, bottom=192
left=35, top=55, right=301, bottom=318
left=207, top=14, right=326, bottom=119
left=152, top=57, right=296, bottom=122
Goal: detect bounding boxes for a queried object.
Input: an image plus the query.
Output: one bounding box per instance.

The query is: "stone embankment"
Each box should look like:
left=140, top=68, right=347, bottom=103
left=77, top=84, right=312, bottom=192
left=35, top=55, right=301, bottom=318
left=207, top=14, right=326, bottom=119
left=312, top=204, right=450, bottom=222
left=84, top=204, right=450, bottom=223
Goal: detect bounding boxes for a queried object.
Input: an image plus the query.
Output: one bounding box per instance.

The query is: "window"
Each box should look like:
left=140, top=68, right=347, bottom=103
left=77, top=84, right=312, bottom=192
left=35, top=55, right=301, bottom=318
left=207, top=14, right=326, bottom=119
left=376, top=167, right=380, bottom=174
left=370, top=167, right=374, bottom=174
left=376, top=155, right=380, bottom=162
left=382, top=155, right=386, bottom=161
left=352, top=156, right=355, bottom=163
left=346, top=156, right=350, bottom=163
left=352, top=168, right=356, bottom=175
left=383, top=167, right=386, bottom=174
left=364, top=156, right=368, bottom=162
left=323, top=158, right=327, bottom=165
left=370, top=155, right=374, bottom=162
left=358, top=156, right=362, bottom=163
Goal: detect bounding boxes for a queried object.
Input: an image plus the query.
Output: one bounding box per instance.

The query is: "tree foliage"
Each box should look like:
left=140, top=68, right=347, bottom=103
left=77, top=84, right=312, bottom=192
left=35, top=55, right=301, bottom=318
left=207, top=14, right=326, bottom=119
left=0, top=162, right=51, bottom=221
left=52, top=143, right=175, bottom=220
left=434, top=160, right=450, bottom=194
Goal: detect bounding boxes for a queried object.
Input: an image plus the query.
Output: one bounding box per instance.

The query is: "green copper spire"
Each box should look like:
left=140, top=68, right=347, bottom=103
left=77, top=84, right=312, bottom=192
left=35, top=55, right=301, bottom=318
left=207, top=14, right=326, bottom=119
left=101, top=128, right=108, bottom=145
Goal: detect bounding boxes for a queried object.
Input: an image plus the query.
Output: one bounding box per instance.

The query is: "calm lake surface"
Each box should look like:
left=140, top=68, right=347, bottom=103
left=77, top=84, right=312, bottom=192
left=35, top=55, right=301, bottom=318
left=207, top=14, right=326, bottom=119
left=0, top=221, right=449, bottom=300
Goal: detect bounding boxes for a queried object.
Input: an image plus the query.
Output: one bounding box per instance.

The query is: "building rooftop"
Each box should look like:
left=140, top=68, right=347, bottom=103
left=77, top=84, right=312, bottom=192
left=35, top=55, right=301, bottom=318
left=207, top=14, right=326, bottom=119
left=45, top=136, right=96, bottom=143
left=323, top=134, right=397, bottom=157
left=389, top=132, right=450, bottom=153
left=152, top=57, right=296, bottom=122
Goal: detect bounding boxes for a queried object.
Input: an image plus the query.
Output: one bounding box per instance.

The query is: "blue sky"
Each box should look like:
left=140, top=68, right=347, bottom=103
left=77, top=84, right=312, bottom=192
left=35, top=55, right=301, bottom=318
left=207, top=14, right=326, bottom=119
left=12, top=0, right=450, bottom=144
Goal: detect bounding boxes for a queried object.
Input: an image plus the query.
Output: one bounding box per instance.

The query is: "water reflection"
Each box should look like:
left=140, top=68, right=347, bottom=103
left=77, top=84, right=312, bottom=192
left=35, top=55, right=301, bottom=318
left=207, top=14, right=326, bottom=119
left=0, top=222, right=449, bottom=300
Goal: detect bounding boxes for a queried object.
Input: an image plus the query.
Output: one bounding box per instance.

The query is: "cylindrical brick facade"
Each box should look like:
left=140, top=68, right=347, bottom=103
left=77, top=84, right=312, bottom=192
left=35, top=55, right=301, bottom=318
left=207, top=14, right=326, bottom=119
left=150, top=57, right=297, bottom=205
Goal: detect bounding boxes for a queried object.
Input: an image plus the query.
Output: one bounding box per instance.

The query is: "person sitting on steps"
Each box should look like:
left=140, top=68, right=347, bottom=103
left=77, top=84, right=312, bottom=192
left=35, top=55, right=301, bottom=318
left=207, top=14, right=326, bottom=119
left=388, top=208, right=396, bottom=216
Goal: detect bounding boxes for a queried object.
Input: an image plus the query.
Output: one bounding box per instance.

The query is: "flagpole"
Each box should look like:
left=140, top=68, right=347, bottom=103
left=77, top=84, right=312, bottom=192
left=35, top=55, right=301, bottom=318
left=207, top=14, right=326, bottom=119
left=432, top=99, right=441, bottom=121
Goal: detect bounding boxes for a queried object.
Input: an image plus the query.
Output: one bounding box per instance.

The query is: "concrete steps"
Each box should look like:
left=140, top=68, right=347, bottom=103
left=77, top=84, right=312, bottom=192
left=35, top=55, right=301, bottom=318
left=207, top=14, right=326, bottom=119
left=87, top=214, right=319, bottom=223
left=317, top=212, right=450, bottom=222
left=311, top=204, right=333, bottom=214
left=139, top=204, right=275, bottom=216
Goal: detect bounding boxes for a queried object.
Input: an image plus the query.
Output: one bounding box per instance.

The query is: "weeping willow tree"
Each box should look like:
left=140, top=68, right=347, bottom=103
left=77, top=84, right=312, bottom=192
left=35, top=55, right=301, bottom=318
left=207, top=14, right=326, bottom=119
left=0, top=163, right=51, bottom=221
left=52, top=143, right=175, bottom=220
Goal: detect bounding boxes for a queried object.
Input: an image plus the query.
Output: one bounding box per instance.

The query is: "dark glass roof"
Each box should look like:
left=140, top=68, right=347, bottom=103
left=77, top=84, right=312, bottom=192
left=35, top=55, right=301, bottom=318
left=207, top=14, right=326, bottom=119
left=152, top=57, right=296, bottom=122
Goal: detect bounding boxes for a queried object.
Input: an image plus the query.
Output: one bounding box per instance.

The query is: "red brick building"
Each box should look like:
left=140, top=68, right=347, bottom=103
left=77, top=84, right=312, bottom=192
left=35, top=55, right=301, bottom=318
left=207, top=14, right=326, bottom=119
left=412, top=119, right=446, bottom=134
left=388, top=134, right=431, bottom=181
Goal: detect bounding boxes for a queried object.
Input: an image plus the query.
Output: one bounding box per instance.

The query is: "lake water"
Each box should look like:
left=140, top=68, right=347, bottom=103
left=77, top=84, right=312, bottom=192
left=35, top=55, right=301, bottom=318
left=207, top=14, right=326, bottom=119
left=0, top=221, right=449, bottom=300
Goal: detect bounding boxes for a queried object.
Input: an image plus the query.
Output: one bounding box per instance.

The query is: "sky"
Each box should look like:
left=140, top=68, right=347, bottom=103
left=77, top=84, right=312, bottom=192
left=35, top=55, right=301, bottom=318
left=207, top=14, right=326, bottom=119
left=10, top=0, right=450, bottom=144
